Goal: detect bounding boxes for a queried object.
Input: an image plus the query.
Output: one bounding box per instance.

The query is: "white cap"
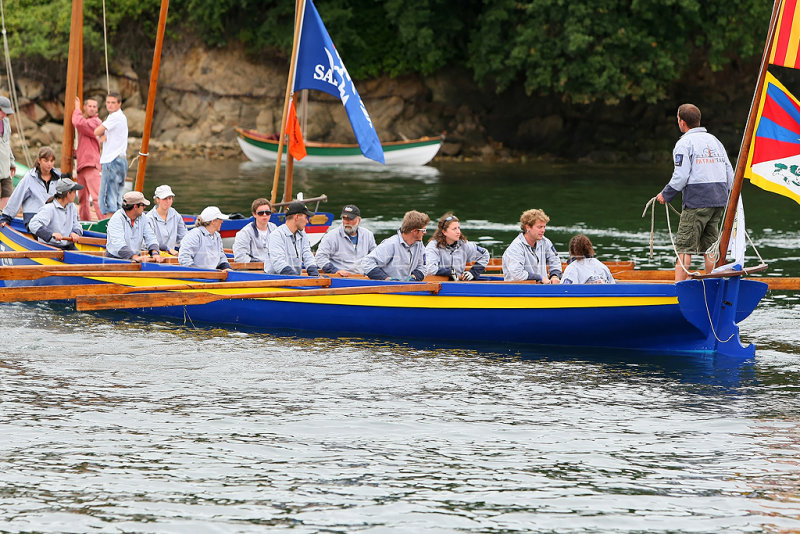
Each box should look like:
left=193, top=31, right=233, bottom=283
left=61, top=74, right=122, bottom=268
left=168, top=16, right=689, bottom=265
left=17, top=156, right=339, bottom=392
left=153, top=184, right=175, bottom=199
left=199, top=206, right=229, bottom=221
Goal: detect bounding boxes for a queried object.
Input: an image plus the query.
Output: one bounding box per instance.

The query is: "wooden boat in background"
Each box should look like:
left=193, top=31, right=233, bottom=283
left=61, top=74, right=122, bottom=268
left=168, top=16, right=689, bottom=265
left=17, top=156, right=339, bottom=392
left=235, top=127, right=443, bottom=166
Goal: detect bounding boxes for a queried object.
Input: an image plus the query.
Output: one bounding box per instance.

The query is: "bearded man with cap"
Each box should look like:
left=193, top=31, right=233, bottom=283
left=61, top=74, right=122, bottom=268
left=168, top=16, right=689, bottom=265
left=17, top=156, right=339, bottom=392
left=179, top=206, right=231, bottom=270
left=146, top=184, right=187, bottom=255
left=315, top=204, right=376, bottom=276
left=105, top=191, right=164, bottom=262
left=267, top=200, right=319, bottom=276
left=28, top=178, right=84, bottom=249
left=0, top=96, right=16, bottom=211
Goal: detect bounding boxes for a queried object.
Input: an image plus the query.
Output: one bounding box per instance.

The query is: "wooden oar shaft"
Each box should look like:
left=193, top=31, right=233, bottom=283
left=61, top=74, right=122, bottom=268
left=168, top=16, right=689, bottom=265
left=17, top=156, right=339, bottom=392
left=0, top=250, right=65, bottom=259
left=0, top=277, right=331, bottom=303
left=0, top=263, right=140, bottom=279
left=0, top=269, right=228, bottom=281
left=75, top=281, right=442, bottom=311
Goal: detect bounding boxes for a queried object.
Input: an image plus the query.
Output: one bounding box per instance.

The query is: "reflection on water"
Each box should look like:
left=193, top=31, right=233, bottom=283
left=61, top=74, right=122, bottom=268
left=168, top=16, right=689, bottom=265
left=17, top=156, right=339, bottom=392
left=2, top=160, right=798, bottom=532
left=1, top=303, right=799, bottom=532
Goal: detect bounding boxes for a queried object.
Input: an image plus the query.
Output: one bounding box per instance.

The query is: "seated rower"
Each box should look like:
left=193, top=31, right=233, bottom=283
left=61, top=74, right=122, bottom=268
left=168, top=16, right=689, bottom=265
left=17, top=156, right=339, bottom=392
left=146, top=184, right=187, bottom=255
left=0, top=146, right=61, bottom=229
left=179, top=206, right=231, bottom=270
left=502, top=209, right=562, bottom=283
left=28, top=177, right=84, bottom=250
left=315, top=204, right=376, bottom=276
left=362, top=210, right=429, bottom=281
left=106, top=191, right=164, bottom=263
left=233, top=198, right=276, bottom=264
left=267, top=201, right=319, bottom=276
left=561, top=234, right=615, bottom=285
left=425, top=213, right=489, bottom=280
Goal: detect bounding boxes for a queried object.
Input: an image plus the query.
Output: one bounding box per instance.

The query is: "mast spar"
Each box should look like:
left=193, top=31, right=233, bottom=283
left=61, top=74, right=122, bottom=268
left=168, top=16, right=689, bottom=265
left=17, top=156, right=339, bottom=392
left=133, top=0, right=169, bottom=193
left=717, top=0, right=783, bottom=264
left=270, top=0, right=304, bottom=205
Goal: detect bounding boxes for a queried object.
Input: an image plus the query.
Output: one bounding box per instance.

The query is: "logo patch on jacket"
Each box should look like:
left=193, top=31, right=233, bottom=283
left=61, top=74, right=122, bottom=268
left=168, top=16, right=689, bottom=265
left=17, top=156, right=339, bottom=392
left=674, top=154, right=684, bottom=167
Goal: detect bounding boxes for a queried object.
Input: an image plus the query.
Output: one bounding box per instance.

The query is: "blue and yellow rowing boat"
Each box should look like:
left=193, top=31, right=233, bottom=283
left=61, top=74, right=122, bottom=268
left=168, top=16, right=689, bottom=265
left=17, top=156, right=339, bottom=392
left=0, top=221, right=767, bottom=358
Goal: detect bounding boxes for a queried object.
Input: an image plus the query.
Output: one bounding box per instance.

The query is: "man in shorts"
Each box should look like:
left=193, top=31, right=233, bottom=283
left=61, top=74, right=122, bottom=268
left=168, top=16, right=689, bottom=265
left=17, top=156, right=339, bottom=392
left=657, top=103, right=733, bottom=281
left=0, top=96, right=17, bottom=210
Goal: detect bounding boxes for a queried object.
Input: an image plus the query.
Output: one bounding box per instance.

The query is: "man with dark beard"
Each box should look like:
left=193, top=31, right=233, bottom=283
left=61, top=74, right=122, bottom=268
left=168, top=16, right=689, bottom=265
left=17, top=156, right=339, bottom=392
left=315, top=204, right=376, bottom=276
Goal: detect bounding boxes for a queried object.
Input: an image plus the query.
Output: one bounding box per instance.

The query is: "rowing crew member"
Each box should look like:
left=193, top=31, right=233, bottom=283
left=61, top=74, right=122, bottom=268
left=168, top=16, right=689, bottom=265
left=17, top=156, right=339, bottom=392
left=362, top=210, right=429, bottom=281
left=179, top=206, right=231, bottom=270
left=233, top=197, right=276, bottom=264
left=106, top=191, right=164, bottom=263
left=0, top=146, right=60, bottom=229
left=424, top=212, right=489, bottom=280
left=315, top=204, right=376, bottom=276
left=561, top=234, right=615, bottom=285
left=502, top=208, right=561, bottom=283
left=267, top=201, right=319, bottom=276
left=28, top=177, right=84, bottom=249
left=146, top=184, right=187, bottom=256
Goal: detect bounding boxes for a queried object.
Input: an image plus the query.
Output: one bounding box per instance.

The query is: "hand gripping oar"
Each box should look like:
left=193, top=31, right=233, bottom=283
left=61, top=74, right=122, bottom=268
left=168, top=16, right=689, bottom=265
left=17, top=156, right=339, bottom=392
left=75, top=281, right=443, bottom=311
left=0, top=277, right=331, bottom=303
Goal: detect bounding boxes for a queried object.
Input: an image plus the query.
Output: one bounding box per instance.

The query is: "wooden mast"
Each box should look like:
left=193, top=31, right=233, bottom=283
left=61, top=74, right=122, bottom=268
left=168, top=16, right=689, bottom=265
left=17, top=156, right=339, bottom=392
left=133, top=0, right=169, bottom=193
left=270, top=0, right=304, bottom=205
left=61, top=0, right=83, bottom=175
left=717, top=0, right=783, bottom=264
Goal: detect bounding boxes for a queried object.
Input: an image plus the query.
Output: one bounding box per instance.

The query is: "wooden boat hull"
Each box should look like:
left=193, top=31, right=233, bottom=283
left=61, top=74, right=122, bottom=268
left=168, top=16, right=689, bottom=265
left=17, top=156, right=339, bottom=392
left=235, top=128, right=443, bottom=166
left=0, top=224, right=767, bottom=358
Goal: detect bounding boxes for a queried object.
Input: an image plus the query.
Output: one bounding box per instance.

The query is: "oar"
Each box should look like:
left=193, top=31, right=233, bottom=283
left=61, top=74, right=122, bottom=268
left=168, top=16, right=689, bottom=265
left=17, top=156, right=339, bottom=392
left=0, top=268, right=228, bottom=281
left=0, top=277, right=331, bottom=303
left=0, top=263, right=141, bottom=280
left=0, top=250, right=65, bottom=259
left=230, top=261, right=265, bottom=270
left=75, top=281, right=443, bottom=311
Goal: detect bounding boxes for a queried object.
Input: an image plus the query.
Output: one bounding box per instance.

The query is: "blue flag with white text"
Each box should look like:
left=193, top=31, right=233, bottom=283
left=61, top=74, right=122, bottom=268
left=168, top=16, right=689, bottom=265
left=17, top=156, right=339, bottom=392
left=293, top=0, right=384, bottom=164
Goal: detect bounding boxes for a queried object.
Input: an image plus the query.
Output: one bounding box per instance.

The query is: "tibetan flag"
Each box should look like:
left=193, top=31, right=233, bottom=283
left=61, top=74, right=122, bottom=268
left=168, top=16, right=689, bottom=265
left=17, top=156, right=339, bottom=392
left=292, top=0, right=385, bottom=164
left=286, top=99, right=307, bottom=161
left=770, top=0, right=800, bottom=69
left=744, top=72, right=800, bottom=205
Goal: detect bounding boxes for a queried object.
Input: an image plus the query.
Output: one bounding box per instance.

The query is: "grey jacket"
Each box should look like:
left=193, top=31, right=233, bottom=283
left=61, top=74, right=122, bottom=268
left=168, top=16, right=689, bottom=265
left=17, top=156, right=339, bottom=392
left=315, top=225, right=377, bottom=274
left=362, top=231, right=426, bottom=281
left=502, top=233, right=562, bottom=282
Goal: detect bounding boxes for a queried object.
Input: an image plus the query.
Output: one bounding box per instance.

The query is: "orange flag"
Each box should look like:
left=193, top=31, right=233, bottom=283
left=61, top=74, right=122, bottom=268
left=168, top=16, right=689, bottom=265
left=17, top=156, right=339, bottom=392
left=286, top=99, right=307, bottom=161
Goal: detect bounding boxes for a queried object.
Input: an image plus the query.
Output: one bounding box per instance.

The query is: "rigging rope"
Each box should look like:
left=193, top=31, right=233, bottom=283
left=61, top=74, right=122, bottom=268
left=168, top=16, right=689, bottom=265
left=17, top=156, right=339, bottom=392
left=102, top=0, right=110, bottom=93
left=642, top=195, right=767, bottom=278
left=0, top=0, right=32, bottom=167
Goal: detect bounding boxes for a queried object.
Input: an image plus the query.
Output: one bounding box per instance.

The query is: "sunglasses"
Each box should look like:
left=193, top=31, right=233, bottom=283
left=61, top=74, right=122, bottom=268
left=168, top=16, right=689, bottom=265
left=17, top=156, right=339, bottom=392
left=255, top=210, right=272, bottom=216
left=444, top=215, right=456, bottom=222
left=416, top=228, right=427, bottom=233
left=135, top=203, right=146, bottom=208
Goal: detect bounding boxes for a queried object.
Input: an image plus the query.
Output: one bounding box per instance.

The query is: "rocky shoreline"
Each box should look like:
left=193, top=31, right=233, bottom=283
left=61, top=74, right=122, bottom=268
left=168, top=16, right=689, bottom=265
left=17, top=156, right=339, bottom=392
left=4, top=38, right=758, bottom=167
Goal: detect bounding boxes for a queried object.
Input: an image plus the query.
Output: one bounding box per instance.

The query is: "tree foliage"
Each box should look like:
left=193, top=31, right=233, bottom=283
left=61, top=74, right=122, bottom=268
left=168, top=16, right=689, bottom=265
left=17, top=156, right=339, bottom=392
left=0, top=0, right=773, bottom=104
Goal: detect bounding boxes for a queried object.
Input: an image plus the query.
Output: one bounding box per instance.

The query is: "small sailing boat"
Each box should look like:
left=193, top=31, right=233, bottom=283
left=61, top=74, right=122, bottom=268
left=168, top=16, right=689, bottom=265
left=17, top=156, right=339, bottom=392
left=236, top=0, right=441, bottom=169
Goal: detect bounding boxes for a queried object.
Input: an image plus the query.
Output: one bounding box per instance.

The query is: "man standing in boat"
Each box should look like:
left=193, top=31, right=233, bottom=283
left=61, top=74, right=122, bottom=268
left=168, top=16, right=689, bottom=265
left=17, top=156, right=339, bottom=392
left=0, top=96, right=17, bottom=211
left=502, top=209, right=562, bottom=283
left=267, top=201, right=320, bottom=276
left=71, top=96, right=104, bottom=221
left=315, top=204, right=377, bottom=276
left=94, top=92, right=128, bottom=217
left=657, top=103, right=734, bottom=282
left=362, top=210, right=429, bottom=281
